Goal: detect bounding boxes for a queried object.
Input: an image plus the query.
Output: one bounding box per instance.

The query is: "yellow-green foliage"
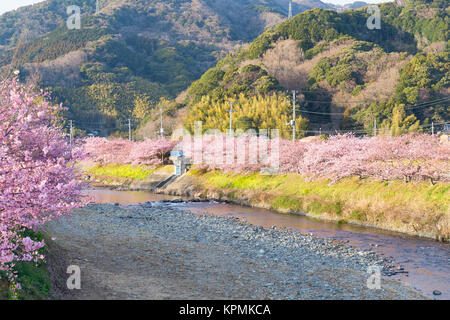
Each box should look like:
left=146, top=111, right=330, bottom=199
left=87, top=164, right=156, bottom=180
left=185, top=93, right=309, bottom=139
left=190, top=169, right=449, bottom=239
left=380, top=104, right=421, bottom=136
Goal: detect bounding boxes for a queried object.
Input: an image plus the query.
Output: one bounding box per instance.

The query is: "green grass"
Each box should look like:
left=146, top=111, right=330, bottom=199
left=0, top=230, right=51, bottom=300
left=271, top=196, right=303, bottom=212
left=194, top=170, right=449, bottom=212
left=189, top=169, right=450, bottom=239
left=87, top=164, right=156, bottom=180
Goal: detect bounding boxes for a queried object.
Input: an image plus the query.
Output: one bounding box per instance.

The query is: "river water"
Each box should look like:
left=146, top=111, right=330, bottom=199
left=86, top=188, right=449, bottom=300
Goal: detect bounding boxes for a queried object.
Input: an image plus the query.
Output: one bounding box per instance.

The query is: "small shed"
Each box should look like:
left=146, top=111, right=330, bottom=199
left=169, top=150, right=191, bottom=176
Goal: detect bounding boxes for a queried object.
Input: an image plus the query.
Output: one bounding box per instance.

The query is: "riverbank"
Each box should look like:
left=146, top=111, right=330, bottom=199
left=84, top=164, right=449, bottom=242
left=43, top=202, right=426, bottom=299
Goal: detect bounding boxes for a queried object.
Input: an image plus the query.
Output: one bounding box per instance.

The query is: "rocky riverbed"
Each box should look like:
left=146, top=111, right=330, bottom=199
left=44, top=201, right=426, bottom=299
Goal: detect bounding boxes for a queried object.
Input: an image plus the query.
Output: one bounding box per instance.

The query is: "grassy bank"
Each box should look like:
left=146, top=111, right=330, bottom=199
left=184, top=169, right=449, bottom=241
left=0, top=231, right=51, bottom=300
left=83, top=163, right=174, bottom=190
left=86, top=164, right=157, bottom=180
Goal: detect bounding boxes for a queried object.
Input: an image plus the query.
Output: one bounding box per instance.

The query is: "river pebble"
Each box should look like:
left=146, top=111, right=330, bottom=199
left=45, top=202, right=426, bottom=300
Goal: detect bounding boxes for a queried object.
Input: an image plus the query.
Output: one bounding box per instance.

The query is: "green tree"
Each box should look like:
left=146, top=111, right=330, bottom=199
left=382, top=104, right=421, bottom=136
left=133, top=95, right=152, bottom=120
left=185, top=93, right=309, bottom=139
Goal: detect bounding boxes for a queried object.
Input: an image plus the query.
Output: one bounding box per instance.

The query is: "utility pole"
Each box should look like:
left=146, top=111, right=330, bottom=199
left=128, top=119, right=132, bottom=141
left=292, top=90, right=298, bottom=140
left=96, top=0, right=99, bottom=15
left=69, top=120, right=73, bottom=146
left=373, top=118, right=377, bottom=137
left=227, top=102, right=237, bottom=134
left=160, top=106, right=164, bottom=138
left=288, top=0, right=293, bottom=18
left=285, top=90, right=299, bottom=140
left=431, top=121, right=434, bottom=136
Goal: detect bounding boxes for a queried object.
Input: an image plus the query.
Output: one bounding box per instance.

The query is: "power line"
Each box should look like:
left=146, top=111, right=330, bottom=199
left=295, top=97, right=450, bottom=116
left=403, top=97, right=450, bottom=111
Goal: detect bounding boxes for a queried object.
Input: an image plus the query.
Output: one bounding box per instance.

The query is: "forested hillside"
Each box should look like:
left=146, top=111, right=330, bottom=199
left=173, top=0, right=449, bottom=139
left=2, top=0, right=446, bottom=138
left=0, top=0, right=369, bottom=136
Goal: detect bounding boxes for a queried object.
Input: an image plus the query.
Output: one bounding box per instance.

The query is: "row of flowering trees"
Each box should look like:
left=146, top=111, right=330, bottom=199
left=85, top=132, right=449, bottom=184
left=83, top=137, right=175, bottom=165
left=0, top=76, right=86, bottom=295
left=295, top=134, right=449, bottom=183
left=175, top=132, right=449, bottom=184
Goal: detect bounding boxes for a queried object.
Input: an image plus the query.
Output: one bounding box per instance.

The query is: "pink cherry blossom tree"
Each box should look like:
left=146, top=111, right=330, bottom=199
left=298, top=134, right=375, bottom=182
left=83, top=137, right=175, bottom=165
left=0, top=76, right=86, bottom=294
left=83, top=137, right=133, bottom=164
left=129, top=138, right=176, bottom=165
left=365, top=134, right=450, bottom=183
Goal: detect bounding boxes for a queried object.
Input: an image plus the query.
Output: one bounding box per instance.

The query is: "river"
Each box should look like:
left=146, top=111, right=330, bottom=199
left=86, top=188, right=449, bottom=300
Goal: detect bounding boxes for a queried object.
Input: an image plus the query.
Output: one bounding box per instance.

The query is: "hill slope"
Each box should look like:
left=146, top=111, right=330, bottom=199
left=168, top=0, right=449, bottom=139
left=0, top=0, right=368, bottom=136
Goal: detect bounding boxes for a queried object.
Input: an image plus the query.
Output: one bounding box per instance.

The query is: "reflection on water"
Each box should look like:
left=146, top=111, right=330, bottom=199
left=87, top=189, right=449, bottom=299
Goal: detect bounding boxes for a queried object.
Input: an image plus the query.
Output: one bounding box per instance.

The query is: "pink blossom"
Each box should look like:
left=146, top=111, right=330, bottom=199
left=0, top=77, right=86, bottom=293
left=83, top=137, right=175, bottom=166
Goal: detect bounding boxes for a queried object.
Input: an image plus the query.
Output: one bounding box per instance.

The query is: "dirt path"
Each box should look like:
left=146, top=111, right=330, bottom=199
left=44, top=202, right=426, bottom=300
